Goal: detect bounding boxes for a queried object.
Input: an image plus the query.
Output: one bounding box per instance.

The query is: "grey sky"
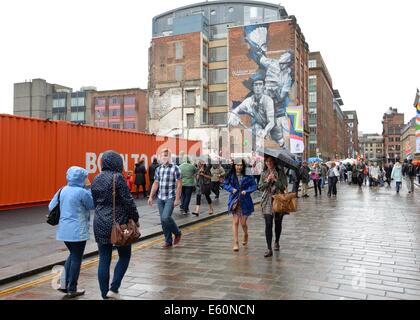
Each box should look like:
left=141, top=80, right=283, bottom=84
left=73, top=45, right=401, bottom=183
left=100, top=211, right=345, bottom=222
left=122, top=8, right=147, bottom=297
left=0, top=0, right=418, bottom=134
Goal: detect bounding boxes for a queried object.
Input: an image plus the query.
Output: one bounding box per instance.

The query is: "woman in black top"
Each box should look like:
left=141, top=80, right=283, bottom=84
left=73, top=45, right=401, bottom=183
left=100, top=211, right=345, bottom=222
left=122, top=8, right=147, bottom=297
left=134, top=159, right=147, bottom=198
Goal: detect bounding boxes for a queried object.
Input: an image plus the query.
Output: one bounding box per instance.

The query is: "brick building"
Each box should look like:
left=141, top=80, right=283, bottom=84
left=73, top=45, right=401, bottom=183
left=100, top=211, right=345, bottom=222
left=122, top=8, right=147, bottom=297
left=307, top=52, right=335, bottom=160
left=382, top=107, right=404, bottom=163
left=92, top=88, right=147, bottom=132
left=343, top=110, right=359, bottom=158
left=148, top=1, right=309, bottom=157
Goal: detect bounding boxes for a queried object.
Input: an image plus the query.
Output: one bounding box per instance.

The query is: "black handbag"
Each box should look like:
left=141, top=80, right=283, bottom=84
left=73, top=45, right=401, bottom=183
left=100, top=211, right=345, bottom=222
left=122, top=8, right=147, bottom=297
left=47, top=188, right=63, bottom=226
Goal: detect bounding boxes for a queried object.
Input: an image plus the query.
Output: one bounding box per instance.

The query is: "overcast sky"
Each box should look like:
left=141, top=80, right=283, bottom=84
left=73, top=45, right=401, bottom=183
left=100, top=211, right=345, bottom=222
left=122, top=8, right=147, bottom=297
left=0, top=0, right=418, bottom=133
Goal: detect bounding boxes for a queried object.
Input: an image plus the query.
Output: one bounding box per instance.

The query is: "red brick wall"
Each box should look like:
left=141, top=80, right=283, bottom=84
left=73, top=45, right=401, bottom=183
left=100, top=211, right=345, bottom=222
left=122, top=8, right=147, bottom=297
left=150, top=33, right=202, bottom=84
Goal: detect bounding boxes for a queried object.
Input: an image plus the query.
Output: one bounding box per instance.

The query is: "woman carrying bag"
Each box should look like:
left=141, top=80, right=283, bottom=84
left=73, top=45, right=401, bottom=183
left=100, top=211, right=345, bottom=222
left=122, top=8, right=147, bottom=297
left=193, top=160, right=214, bottom=216
left=259, top=156, right=289, bottom=258
left=91, top=151, right=139, bottom=300
left=224, top=159, right=257, bottom=252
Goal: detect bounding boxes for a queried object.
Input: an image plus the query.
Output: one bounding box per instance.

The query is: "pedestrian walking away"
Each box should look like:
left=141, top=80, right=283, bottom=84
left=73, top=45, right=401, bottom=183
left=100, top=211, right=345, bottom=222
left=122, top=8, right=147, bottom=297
left=391, top=160, right=403, bottom=193
left=327, top=163, right=340, bottom=197
left=259, top=155, right=289, bottom=258
left=91, top=151, right=140, bottom=300
left=405, top=159, right=417, bottom=194
left=148, top=148, right=182, bottom=249
left=193, top=159, right=214, bottom=216
left=48, top=166, right=94, bottom=298
left=179, top=157, right=197, bottom=215
left=134, top=159, right=147, bottom=198
left=224, top=159, right=257, bottom=252
left=300, top=162, right=310, bottom=198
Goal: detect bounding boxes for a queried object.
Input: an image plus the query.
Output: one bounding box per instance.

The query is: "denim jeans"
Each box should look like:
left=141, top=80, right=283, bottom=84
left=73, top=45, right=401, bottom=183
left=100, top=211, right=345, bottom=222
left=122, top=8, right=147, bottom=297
left=396, top=181, right=402, bottom=193
left=180, top=186, right=194, bottom=213
left=63, top=241, right=87, bottom=293
left=97, top=243, right=131, bottom=299
left=157, top=198, right=181, bottom=245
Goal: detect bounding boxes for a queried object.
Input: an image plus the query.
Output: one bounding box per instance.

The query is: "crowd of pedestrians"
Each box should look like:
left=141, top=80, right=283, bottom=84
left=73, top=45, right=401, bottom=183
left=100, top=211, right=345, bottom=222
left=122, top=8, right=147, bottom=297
left=48, top=149, right=419, bottom=299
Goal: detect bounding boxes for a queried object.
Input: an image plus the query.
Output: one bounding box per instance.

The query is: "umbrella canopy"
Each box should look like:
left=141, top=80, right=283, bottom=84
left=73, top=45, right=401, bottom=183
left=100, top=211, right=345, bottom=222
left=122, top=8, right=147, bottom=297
left=256, top=147, right=299, bottom=170
left=307, top=157, right=323, bottom=164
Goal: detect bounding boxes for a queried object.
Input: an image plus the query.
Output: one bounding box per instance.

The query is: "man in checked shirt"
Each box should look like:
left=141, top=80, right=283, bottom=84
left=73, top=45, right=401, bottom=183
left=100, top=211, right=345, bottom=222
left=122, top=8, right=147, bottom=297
left=148, top=148, right=182, bottom=248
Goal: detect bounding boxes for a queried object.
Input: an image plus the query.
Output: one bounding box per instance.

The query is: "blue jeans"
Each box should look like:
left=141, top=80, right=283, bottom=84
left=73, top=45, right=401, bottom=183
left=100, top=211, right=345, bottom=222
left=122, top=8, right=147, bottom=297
left=97, top=243, right=131, bottom=299
left=63, top=241, right=86, bottom=293
left=180, top=186, right=194, bottom=213
left=396, top=181, right=402, bottom=193
left=157, top=198, right=181, bottom=245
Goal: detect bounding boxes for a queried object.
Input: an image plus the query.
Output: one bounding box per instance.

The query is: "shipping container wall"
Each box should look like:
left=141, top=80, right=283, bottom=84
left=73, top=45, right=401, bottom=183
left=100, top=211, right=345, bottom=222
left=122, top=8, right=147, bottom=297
left=0, top=115, right=201, bottom=210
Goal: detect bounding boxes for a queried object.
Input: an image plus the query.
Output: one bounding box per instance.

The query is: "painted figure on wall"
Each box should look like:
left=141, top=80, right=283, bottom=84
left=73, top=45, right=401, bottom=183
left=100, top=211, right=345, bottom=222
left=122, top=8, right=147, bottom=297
left=230, top=24, right=295, bottom=151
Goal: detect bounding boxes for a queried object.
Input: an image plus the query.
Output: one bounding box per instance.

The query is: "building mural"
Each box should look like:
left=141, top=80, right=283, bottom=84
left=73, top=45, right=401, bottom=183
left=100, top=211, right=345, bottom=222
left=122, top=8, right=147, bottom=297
left=228, top=23, right=303, bottom=155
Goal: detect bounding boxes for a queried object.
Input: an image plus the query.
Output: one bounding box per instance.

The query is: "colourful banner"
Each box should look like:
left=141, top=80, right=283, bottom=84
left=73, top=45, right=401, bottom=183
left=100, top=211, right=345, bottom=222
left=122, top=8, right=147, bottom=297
left=287, top=106, right=304, bottom=154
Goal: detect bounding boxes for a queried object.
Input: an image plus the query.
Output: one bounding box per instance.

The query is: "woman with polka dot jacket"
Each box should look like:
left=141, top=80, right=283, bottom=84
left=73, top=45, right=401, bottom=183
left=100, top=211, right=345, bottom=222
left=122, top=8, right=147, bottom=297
left=91, top=150, right=139, bottom=300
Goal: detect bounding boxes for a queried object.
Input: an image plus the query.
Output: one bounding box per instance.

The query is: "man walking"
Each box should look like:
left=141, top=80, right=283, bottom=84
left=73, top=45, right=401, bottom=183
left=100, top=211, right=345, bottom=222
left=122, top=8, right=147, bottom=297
left=148, top=148, right=182, bottom=248
left=406, top=159, right=416, bottom=194
left=210, top=163, right=225, bottom=200
left=179, top=157, right=197, bottom=215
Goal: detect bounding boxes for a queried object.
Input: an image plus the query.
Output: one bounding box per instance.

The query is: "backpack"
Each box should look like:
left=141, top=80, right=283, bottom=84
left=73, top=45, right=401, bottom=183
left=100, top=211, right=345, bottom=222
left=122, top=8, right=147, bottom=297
left=408, top=164, right=416, bottom=177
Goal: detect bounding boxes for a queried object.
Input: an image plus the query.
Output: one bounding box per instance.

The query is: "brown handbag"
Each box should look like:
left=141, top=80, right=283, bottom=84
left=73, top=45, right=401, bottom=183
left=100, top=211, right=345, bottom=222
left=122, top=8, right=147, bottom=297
left=111, top=174, right=141, bottom=246
left=272, top=192, right=298, bottom=213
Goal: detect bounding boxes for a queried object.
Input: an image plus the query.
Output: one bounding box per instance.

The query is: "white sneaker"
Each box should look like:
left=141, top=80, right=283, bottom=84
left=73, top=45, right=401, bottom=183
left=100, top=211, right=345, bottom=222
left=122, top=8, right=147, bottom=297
left=106, top=290, right=122, bottom=300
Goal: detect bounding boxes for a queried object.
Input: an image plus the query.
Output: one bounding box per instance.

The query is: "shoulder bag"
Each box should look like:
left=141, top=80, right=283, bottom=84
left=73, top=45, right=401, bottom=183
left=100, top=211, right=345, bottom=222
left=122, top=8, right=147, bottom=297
left=47, top=188, right=63, bottom=226
left=272, top=191, right=297, bottom=213
left=111, top=174, right=141, bottom=246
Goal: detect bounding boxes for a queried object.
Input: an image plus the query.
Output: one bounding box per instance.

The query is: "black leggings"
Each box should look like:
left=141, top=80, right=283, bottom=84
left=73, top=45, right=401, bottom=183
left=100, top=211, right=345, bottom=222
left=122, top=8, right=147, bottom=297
left=196, top=193, right=212, bottom=206
left=264, top=213, right=285, bottom=250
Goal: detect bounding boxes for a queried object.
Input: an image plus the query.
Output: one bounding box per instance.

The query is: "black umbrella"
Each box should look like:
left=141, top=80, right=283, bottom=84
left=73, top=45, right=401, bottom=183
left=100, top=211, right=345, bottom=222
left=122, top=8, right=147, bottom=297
left=256, top=146, right=299, bottom=170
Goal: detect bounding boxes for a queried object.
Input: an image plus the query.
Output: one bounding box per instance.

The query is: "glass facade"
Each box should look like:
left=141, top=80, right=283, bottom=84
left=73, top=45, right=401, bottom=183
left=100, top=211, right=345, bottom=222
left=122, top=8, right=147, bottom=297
left=209, top=69, right=227, bottom=84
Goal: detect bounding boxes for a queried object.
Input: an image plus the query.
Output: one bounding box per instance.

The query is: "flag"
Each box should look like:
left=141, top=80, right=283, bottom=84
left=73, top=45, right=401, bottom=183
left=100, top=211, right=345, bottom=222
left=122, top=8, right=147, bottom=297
left=287, top=106, right=304, bottom=154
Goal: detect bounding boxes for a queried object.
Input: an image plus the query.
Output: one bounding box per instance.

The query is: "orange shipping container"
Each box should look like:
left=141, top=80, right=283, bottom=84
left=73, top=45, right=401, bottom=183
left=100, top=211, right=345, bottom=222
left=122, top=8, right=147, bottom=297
left=0, top=114, right=202, bottom=210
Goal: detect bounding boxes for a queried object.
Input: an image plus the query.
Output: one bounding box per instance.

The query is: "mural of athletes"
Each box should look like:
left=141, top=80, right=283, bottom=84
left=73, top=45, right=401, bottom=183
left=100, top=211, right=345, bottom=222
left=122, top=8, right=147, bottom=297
left=228, top=20, right=305, bottom=156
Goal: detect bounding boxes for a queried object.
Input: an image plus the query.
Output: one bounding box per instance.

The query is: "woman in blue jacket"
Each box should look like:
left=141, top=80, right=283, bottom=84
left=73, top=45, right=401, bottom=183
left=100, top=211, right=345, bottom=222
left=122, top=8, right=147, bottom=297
left=224, top=159, right=257, bottom=252
left=48, top=166, right=94, bottom=298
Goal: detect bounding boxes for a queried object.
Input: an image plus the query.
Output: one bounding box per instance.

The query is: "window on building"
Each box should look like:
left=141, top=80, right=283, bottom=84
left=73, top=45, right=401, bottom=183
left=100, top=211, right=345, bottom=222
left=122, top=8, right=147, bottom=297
left=71, top=112, right=85, bottom=122
left=202, top=42, right=208, bottom=60
left=309, top=92, right=317, bottom=103
left=95, top=108, right=106, bottom=119
left=175, top=65, right=184, bottom=81
left=109, top=96, right=119, bottom=105
left=389, top=137, right=394, bottom=142
left=209, top=69, right=227, bottom=84
left=309, top=143, right=317, bottom=151
left=95, top=98, right=106, bottom=106
left=124, top=108, right=136, bottom=117
left=186, top=90, right=196, bottom=107
left=209, top=91, right=227, bottom=106
left=175, top=42, right=183, bottom=60
left=202, top=65, right=208, bottom=83
left=395, top=137, right=400, bottom=142
left=203, top=87, right=208, bottom=103
left=167, top=17, right=173, bottom=25
left=187, top=114, right=194, bottom=128
left=109, top=122, right=121, bottom=129
left=123, top=121, right=136, bottom=129
left=109, top=108, right=120, bottom=117
left=210, top=24, right=228, bottom=40
left=209, top=112, right=227, bottom=125
left=209, top=47, right=227, bottom=62
left=244, top=6, right=263, bottom=25
left=395, top=145, right=401, bottom=151
left=202, top=110, right=208, bottom=124
left=310, top=127, right=317, bottom=134
left=124, top=96, right=135, bottom=105
left=308, top=75, right=317, bottom=91
left=264, top=8, right=278, bottom=22
left=53, top=98, right=66, bottom=108
left=53, top=113, right=67, bottom=120
left=309, top=60, right=317, bottom=68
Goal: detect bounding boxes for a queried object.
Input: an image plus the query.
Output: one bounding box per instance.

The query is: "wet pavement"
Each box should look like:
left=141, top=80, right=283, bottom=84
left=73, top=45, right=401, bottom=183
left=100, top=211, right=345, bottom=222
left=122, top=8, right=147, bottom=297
left=0, top=182, right=419, bottom=300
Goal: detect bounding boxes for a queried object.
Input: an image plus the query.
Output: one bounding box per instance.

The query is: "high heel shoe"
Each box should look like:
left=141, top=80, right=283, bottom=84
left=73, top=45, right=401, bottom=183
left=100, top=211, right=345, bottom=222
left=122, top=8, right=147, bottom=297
left=242, top=233, right=248, bottom=246
left=233, top=242, right=239, bottom=252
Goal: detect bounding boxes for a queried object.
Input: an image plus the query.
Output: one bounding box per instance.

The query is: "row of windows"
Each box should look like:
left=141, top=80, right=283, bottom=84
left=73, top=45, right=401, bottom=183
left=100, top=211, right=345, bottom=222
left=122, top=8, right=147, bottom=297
left=95, top=108, right=136, bottom=119
left=388, top=137, right=400, bottom=142
left=95, top=96, right=136, bottom=107
left=52, top=112, right=85, bottom=122
left=95, top=121, right=136, bottom=130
